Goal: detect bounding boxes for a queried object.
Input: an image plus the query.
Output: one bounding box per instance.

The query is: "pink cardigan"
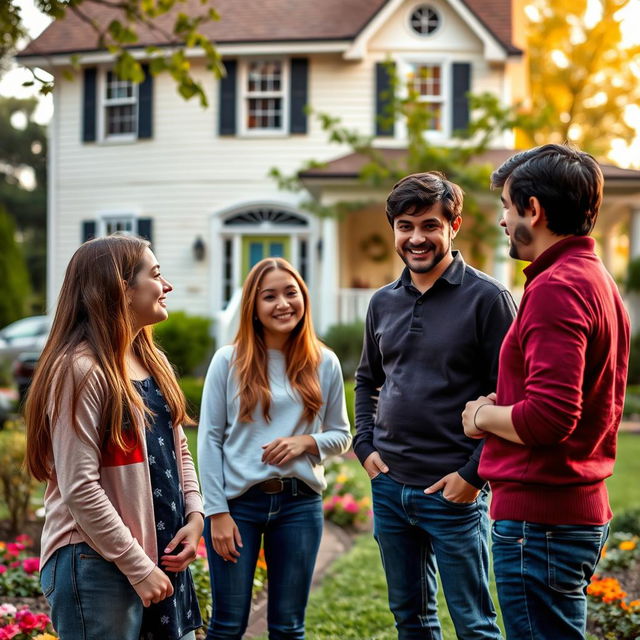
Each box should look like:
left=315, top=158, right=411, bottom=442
left=39, top=351, right=203, bottom=585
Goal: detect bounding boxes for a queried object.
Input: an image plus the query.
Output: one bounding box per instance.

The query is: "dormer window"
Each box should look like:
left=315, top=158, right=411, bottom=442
left=409, top=5, right=440, bottom=36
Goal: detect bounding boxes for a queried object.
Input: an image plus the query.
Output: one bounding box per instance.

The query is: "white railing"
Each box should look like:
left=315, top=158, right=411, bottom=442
left=215, top=288, right=243, bottom=347
left=336, top=288, right=376, bottom=325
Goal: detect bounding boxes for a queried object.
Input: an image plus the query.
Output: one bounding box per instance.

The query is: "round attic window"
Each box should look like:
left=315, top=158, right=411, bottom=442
left=409, top=5, right=441, bottom=36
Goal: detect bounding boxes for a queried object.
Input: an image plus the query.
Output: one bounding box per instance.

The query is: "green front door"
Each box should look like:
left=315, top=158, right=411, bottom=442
left=242, top=236, right=290, bottom=277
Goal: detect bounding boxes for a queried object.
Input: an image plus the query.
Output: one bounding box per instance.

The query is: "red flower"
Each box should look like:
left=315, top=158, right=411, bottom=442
left=22, top=556, right=40, bottom=574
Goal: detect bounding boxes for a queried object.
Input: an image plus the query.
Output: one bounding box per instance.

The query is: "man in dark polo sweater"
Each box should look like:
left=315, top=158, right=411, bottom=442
left=463, top=144, right=630, bottom=639
left=354, top=172, right=515, bottom=640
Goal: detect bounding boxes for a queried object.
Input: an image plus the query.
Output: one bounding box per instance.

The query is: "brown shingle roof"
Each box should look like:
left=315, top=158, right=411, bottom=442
left=19, top=0, right=517, bottom=58
left=298, top=148, right=640, bottom=181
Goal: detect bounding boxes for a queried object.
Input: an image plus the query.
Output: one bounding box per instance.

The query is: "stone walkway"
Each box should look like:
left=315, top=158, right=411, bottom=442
left=244, top=521, right=355, bottom=638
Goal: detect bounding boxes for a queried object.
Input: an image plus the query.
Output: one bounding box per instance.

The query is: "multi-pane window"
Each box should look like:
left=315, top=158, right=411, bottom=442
left=105, top=71, right=137, bottom=137
left=408, top=63, right=443, bottom=131
left=103, top=216, right=135, bottom=235
left=246, top=60, right=284, bottom=131
left=410, top=5, right=440, bottom=36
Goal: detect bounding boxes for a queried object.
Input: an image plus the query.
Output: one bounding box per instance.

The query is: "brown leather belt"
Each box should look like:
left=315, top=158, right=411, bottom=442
left=257, top=478, right=286, bottom=494
left=254, top=477, right=318, bottom=496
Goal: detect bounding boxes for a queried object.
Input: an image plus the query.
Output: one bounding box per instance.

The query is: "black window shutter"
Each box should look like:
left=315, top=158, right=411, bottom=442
left=375, top=62, right=395, bottom=137
left=82, top=68, right=97, bottom=143
left=289, top=58, right=309, bottom=134
left=138, top=64, right=153, bottom=139
left=82, top=220, right=96, bottom=243
left=218, top=60, right=237, bottom=136
left=452, top=62, right=471, bottom=132
left=137, top=218, right=153, bottom=246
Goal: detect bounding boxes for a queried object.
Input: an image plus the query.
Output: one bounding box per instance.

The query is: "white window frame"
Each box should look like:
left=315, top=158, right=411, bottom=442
left=238, top=58, right=290, bottom=137
left=397, top=56, right=451, bottom=141
left=98, top=211, right=139, bottom=236
left=98, top=68, right=139, bottom=143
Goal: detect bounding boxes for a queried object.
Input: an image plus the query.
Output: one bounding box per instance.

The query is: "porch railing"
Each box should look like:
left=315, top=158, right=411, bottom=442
left=336, top=288, right=376, bottom=325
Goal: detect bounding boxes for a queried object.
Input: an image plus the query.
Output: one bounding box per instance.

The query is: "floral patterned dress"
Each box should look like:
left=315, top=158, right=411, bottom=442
left=134, top=377, right=202, bottom=640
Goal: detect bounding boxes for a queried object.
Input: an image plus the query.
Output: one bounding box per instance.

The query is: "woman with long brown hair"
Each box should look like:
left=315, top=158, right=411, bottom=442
left=198, top=257, right=351, bottom=640
left=26, top=234, right=203, bottom=640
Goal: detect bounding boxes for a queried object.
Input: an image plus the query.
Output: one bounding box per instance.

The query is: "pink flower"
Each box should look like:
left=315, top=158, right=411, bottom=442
left=0, top=564, right=7, bottom=574
left=0, top=604, right=17, bottom=617
left=15, top=534, right=33, bottom=547
left=16, top=609, right=40, bottom=631
left=22, top=557, right=40, bottom=574
left=0, top=623, right=21, bottom=639
left=9, top=561, right=20, bottom=569
left=5, top=543, right=25, bottom=557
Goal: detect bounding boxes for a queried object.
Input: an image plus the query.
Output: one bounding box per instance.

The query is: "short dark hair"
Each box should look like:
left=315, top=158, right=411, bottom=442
left=386, top=172, right=464, bottom=227
left=491, top=144, right=603, bottom=236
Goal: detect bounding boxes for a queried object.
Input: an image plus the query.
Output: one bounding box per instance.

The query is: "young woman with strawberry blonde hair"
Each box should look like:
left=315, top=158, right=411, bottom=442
left=26, top=234, right=203, bottom=640
left=198, top=257, right=351, bottom=640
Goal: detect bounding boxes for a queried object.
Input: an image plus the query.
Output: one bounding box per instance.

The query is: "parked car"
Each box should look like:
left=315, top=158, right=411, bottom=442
left=13, top=351, right=40, bottom=406
left=0, top=315, right=50, bottom=365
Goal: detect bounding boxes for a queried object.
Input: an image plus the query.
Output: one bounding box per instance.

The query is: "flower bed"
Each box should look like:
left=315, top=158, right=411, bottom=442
left=322, top=460, right=372, bottom=529
left=0, top=603, right=56, bottom=639
left=0, top=536, right=41, bottom=599
left=588, top=533, right=640, bottom=639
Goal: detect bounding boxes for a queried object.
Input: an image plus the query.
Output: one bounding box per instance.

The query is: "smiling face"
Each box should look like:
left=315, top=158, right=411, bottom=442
left=500, top=182, right=534, bottom=261
left=393, top=201, right=460, bottom=274
left=126, top=248, right=173, bottom=332
left=255, top=268, right=305, bottom=347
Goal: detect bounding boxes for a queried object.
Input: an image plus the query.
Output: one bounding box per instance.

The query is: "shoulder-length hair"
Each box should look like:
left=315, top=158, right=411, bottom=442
left=26, top=234, right=190, bottom=482
left=234, top=257, right=322, bottom=425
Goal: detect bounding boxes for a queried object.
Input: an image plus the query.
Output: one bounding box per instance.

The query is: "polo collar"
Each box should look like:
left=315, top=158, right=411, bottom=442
left=523, top=236, right=595, bottom=286
left=393, top=251, right=466, bottom=290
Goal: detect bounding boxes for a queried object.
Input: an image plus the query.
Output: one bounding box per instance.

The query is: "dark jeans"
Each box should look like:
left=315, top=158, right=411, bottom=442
left=371, top=473, right=502, bottom=640
left=204, top=480, right=323, bottom=640
left=492, top=520, right=608, bottom=640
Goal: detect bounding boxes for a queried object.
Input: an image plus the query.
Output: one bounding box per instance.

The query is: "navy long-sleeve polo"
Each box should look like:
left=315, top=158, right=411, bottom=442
left=354, top=252, right=516, bottom=489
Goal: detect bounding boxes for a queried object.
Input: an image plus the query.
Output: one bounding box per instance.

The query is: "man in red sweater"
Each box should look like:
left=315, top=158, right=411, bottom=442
left=462, top=144, right=630, bottom=640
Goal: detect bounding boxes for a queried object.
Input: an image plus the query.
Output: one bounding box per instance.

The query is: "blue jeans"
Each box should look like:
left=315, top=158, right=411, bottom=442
left=371, top=473, right=502, bottom=640
left=204, top=481, right=323, bottom=640
left=40, top=542, right=143, bottom=640
left=492, top=520, right=608, bottom=640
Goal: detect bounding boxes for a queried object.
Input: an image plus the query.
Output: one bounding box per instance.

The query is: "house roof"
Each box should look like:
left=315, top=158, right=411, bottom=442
left=298, top=148, right=640, bottom=182
left=19, top=0, right=517, bottom=58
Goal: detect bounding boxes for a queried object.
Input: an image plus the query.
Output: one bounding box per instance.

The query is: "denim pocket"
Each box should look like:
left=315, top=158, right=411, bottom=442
left=546, top=529, right=604, bottom=594
left=40, top=552, right=58, bottom=598
left=436, top=490, right=476, bottom=508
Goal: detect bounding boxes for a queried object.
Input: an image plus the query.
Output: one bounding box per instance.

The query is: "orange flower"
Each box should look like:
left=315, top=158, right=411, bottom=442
left=256, top=548, right=267, bottom=571
left=618, top=540, right=636, bottom=551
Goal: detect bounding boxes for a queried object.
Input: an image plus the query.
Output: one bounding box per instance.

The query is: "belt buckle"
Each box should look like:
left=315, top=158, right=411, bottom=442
left=262, top=478, right=284, bottom=494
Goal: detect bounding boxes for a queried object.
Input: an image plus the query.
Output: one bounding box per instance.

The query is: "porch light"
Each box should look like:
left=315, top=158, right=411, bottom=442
left=193, top=236, right=206, bottom=261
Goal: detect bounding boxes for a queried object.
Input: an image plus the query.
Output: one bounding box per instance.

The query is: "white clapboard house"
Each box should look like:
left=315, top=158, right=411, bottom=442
left=19, top=0, right=640, bottom=342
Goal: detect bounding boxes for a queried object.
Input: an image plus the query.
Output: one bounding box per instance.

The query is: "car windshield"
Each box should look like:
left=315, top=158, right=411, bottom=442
left=1, top=317, right=48, bottom=340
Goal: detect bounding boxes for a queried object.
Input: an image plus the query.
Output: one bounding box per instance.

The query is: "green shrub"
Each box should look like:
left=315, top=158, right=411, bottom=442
left=0, top=426, right=38, bottom=536
left=154, top=312, right=214, bottom=376
left=627, top=334, right=640, bottom=386
left=322, top=321, right=364, bottom=380
left=180, top=376, right=204, bottom=419
left=344, top=379, right=355, bottom=432
left=611, top=506, right=640, bottom=536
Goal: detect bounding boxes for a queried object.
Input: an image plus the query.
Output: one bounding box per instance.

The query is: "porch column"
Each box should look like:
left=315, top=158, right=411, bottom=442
left=318, top=217, right=338, bottom=334
left=600, top=226, right=616, bottom=275
left=631, top=207, right=640, bottom=259
left=492, top=241, right=510, bottom=288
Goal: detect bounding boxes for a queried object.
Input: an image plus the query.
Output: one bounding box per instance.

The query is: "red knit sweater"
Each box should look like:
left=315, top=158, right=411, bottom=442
left=479, top=236, right=630, bottom=525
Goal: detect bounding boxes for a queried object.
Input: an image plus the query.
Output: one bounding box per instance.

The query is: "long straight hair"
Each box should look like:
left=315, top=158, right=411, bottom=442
left=25, top=235, right=190, bottom=482
left=233, top=258, right=322, bottom=425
